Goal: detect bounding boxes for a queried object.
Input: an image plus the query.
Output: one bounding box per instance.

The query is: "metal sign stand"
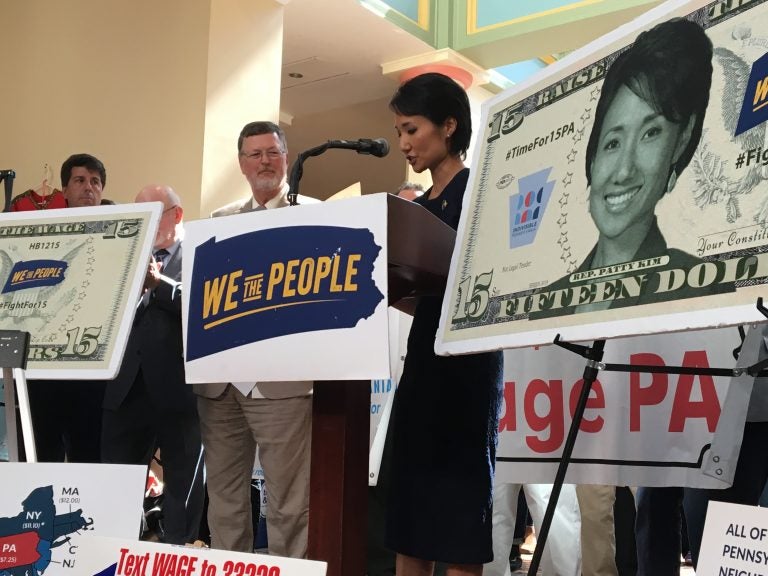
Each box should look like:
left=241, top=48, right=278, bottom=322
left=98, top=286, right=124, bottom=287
left=527, top=299, right=768, bottom=576
left=0, top=331, right=34, bottom=462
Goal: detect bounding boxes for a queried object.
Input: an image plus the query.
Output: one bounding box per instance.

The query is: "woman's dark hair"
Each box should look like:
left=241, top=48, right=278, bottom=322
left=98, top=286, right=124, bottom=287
left=585, top=18, right=713, bottom=185
left=389, top=72, right=472, bottom=157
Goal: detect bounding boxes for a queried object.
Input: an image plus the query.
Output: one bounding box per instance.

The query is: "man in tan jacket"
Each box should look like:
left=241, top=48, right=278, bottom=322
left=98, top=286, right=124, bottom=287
left=195, top=121, right=317, bottom=558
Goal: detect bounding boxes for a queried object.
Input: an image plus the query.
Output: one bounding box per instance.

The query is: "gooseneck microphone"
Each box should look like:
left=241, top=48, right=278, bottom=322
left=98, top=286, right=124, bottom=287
left=287, top=138, right=390, bottom=205
left=325, top=138, right=390, bottom=158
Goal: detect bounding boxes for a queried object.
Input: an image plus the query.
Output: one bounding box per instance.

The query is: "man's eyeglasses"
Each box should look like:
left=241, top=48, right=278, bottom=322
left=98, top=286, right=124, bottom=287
left=241, top=148, right=285, bottom=161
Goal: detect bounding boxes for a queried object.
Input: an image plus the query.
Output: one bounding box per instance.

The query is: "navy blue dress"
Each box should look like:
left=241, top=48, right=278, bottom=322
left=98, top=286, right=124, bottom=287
left=385, top=168, right=503, bottom=564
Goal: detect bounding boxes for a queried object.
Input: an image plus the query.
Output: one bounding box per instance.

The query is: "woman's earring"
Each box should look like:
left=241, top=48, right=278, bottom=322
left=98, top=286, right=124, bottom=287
left=586, top=185, right=591, bottom=213
left=666, top=168, right=678, bottom=194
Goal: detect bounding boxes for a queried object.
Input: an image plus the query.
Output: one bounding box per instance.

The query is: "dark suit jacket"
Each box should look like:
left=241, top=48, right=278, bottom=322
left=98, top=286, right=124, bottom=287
left=103, top=242, right=195, bottom=413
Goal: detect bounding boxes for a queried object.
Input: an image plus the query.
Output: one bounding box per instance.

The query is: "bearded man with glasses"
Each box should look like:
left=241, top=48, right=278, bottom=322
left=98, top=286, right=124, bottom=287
left=195, top=121, right=319, bottom=558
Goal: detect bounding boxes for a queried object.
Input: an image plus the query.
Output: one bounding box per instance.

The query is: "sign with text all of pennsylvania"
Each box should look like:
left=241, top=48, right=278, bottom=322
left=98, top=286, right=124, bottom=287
left=182, top=194, right=389, bottom=383
left=0, top=204, right=160, bottom=379
left=697, top=501, right=768, bottom=575
left=439, top=0, right=768, bottom=354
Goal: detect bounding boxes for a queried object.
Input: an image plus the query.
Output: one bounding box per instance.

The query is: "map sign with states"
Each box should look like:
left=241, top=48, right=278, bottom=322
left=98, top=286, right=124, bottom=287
left=438, top=0, right=768, bottom=354
left=0, top=464, right=145, bottom=576
left=0, top=204, right=160, bottom=379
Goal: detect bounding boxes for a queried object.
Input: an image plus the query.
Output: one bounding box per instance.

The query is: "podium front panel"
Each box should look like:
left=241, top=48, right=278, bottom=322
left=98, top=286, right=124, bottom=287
left=182, top=195, right=390, bottom=383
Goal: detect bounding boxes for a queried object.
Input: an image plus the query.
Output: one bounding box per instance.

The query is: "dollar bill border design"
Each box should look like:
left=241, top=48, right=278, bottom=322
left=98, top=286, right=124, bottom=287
left=441, top=0, right=768, bottom=352
left=0, top=205, right=160, bottom=378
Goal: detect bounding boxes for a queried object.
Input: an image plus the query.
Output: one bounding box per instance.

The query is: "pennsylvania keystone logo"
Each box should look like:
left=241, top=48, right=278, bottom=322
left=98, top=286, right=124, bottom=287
left=508, top=167, right=555, bottom=249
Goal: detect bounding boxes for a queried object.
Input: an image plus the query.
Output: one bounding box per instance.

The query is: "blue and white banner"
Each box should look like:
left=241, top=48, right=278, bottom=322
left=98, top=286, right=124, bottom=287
left=368, top=309, right=412, bottom=485
left=187, top=226, right=382, bottom=361
left=182, top=195, right=390, bottom=383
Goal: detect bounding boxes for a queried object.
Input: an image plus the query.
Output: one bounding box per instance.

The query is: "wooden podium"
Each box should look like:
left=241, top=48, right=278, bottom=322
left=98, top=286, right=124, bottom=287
left=182, top=193, right=456, bottom=575
left=308, top=194, right=455, bottom=575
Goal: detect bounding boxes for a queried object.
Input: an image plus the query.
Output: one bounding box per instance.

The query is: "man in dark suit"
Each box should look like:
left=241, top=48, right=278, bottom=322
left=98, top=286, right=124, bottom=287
left=101, top=184, right=204, bottom=545
left=27, top=153, right=108, bottom=462
left=194, top=121, right=317, bottom=558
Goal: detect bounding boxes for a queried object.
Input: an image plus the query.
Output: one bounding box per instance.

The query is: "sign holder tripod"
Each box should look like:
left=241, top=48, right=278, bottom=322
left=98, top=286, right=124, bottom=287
left=527, top=299, right=768, bottom=575
left=0, top=330, right=34, bottom=462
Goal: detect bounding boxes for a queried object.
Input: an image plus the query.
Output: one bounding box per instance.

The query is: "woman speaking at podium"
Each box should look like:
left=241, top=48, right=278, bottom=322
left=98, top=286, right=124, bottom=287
left=385, top=72, right=503, bottom=576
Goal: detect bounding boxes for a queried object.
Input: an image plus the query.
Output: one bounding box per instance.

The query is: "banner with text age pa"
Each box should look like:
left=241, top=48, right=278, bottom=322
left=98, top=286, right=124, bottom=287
left=496, top=326, right=759, bottom=488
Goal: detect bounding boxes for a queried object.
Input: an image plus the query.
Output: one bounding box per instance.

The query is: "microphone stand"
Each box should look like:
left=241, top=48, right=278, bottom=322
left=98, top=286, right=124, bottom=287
left=287, top=143, right=329, bottom=206
left=0, top=170, right=16, bottom=213
left=287, top=139, right=388, bottom=206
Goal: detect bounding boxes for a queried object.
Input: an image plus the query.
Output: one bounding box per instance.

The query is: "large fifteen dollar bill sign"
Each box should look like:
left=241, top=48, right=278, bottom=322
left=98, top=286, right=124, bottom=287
left=0, top=204, right=160, bottom=379
left=438, top=0, right=768, bottom=354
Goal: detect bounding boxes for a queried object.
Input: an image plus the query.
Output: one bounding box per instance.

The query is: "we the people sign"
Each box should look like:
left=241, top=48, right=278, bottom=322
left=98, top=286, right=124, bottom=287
left=182, top=195, right=390, bottom=383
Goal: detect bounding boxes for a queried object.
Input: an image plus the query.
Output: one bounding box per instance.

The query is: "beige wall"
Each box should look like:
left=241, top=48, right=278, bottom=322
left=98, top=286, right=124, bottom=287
left=0, top=1, right=489, bottom=213
left=0, top=0, right=211, bottom=215
left=200, top=0, right=283, bottom=216
left=283, top=97, right=407, bottom=200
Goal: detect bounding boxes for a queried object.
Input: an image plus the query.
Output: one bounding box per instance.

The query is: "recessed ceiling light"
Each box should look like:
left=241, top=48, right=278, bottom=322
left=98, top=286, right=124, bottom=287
left=288, top=72, right=304, bottom=79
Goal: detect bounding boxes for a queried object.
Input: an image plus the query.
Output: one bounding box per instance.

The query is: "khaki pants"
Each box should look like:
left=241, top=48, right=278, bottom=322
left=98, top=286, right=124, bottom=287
left=577, top=485, right=618, bottom=576
left=198, top=387, right=311, bottom=558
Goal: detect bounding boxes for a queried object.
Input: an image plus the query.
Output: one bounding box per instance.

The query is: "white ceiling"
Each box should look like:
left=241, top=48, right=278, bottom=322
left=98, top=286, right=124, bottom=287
left=280, top=0, right=435, bottom=121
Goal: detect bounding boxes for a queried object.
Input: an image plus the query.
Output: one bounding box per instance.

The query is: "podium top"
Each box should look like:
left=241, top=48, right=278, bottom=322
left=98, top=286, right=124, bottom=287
left=386, top=193, right=455, bottom=313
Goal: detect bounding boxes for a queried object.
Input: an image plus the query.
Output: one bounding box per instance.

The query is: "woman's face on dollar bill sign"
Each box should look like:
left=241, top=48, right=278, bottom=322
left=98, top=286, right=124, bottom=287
left=589, top=84, right=691, bottom=244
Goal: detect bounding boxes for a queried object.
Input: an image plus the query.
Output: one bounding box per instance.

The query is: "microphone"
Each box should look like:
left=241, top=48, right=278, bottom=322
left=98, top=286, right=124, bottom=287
left=287, top=138, right=390, bottom=205
left=325, top=138, right=390, bottom=158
